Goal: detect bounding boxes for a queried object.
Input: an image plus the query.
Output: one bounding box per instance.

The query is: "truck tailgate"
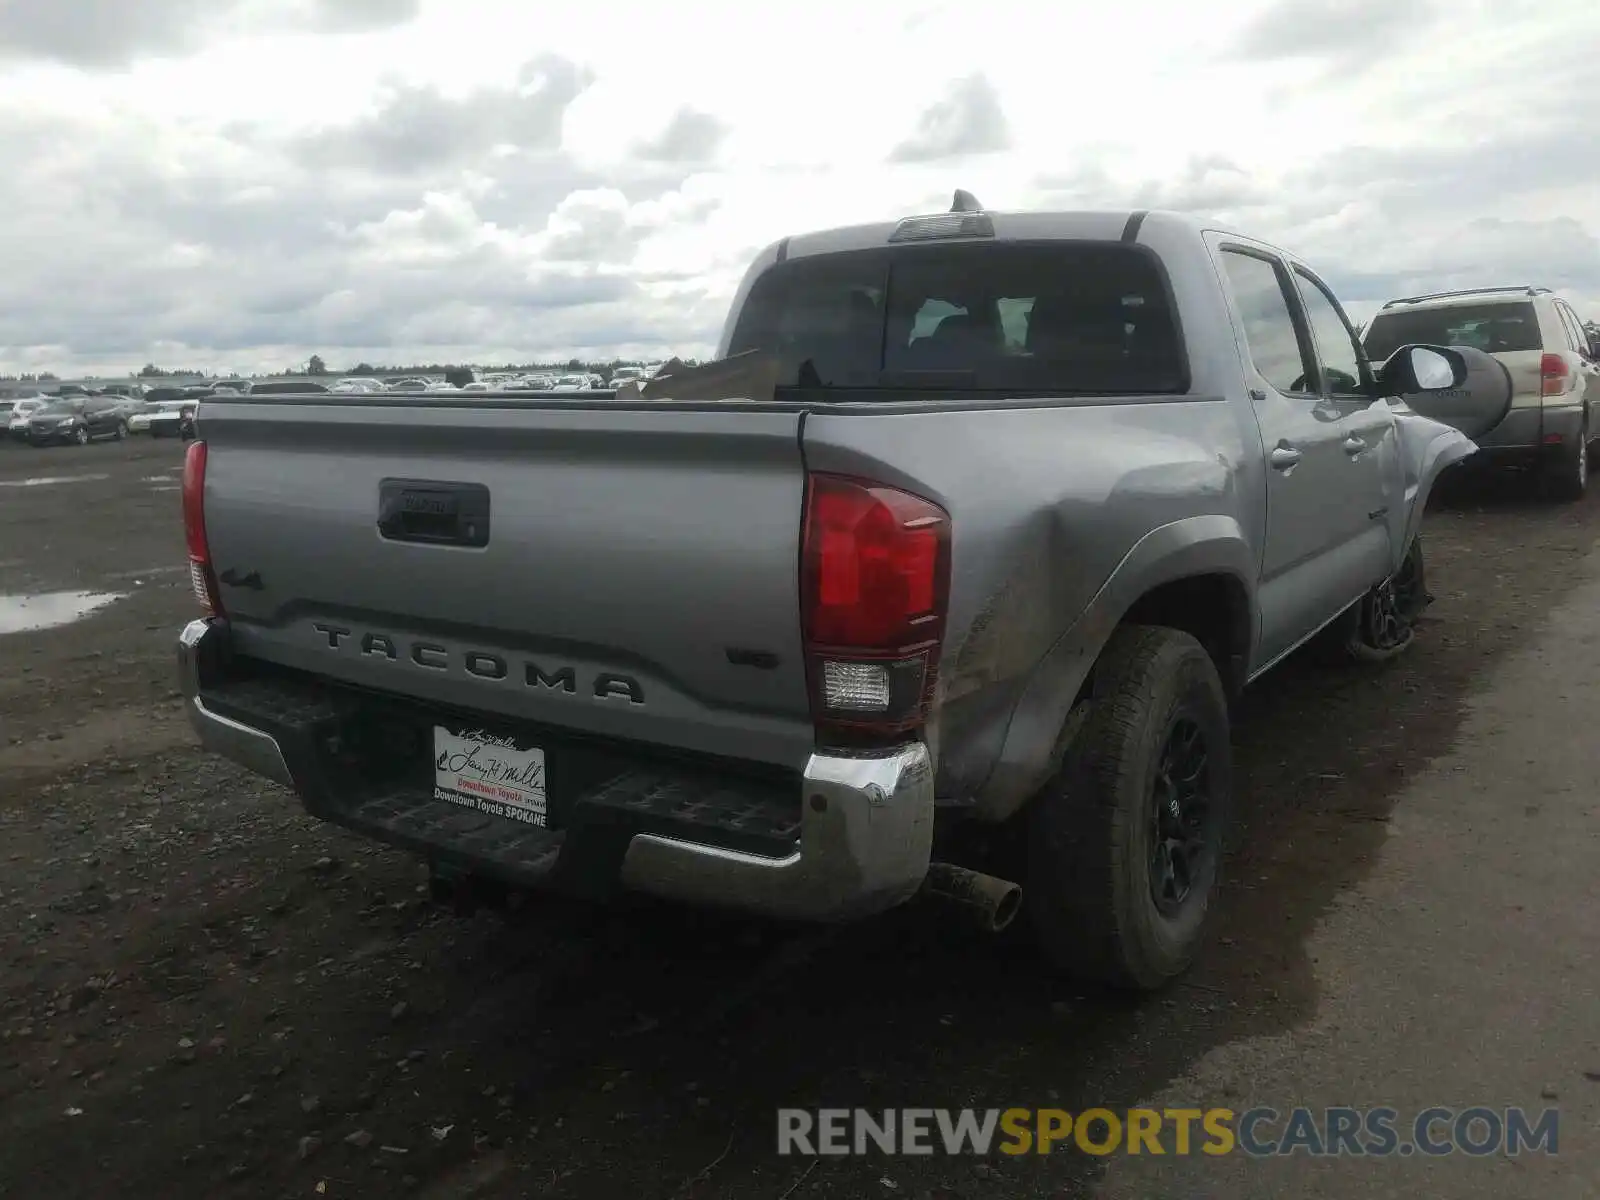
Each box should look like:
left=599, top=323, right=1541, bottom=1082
left=198, top=398, right=816, bottom=769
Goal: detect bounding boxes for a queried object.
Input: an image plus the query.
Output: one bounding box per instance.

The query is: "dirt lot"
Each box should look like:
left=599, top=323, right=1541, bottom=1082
left=0, top=436, right=1595, bottom=1199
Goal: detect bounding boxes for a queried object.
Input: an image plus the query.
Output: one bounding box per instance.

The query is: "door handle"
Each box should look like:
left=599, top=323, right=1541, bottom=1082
left=1269, top=445, right=1302, bottom=470
left=1343, top=434, right=1367, bottom=456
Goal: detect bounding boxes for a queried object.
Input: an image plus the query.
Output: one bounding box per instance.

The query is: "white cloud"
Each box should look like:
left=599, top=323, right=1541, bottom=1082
left=0, top=0, right=1595, bottom=376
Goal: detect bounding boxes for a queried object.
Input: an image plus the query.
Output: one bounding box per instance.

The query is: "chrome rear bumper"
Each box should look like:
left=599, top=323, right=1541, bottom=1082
left=177, top=618, right=935, bottom=921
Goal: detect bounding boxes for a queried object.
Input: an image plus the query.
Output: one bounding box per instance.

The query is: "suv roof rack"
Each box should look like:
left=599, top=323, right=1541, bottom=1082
left=1381, top=285, right=1552, bottom=310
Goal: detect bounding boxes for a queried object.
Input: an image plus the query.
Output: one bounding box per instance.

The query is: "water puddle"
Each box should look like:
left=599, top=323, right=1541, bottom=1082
left=0, top=473, right=112, bottom=488
left=0, top=590, right=126, bottom=635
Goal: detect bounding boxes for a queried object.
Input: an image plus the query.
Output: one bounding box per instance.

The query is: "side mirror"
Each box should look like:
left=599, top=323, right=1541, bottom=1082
left=1379, top=345, right=1465, bottom=393
left=1382, top=344, right=1513, bottom=440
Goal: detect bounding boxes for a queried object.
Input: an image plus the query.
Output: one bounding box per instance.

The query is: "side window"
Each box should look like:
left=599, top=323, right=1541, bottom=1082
left=997, top=297, right=1034, bottom=349
left=1580, top=312, right=1600, bottom=358
left=909, top=299, right=965, bottom=342
left=1219, top=249, right=1314, bottom=395
left=1294, top=269, right=1366, bottom=397
left=1555, top=303, right=1586, bottom=354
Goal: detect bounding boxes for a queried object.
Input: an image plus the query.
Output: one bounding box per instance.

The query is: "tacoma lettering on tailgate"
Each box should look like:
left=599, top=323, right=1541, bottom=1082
left=311, top=622, right=645, bottom=703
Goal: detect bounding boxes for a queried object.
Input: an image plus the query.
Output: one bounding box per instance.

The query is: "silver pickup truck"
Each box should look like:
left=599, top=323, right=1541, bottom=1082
left=175, top=199, right=1511, bottom=991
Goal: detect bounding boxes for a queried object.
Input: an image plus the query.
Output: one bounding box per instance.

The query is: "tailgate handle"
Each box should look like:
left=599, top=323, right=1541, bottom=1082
left=378, top=479, right=491, bottom=548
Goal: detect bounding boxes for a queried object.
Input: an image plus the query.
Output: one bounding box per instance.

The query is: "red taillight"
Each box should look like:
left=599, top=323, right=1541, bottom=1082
left=801, top=473, right=951, bottom=740
left=1541, top=352, right=1570, bottom=397
left=182, top=440, right=222, bottom=616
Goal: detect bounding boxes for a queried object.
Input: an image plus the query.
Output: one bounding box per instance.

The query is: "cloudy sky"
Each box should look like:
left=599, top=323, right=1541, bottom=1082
left=0, top=0, right=1595, bottom=377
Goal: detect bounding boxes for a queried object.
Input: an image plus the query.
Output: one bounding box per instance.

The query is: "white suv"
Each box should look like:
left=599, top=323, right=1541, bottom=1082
left=1363, top=286, right=1600, bottom=500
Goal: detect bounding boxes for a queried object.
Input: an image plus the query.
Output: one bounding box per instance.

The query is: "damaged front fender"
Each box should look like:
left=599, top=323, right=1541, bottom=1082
left=1391, top=409, right=1476, bottom=565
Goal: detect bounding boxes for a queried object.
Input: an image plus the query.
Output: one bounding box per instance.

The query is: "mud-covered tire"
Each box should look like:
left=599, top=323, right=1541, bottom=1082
left=1025, top=625, right=1232, bottom=992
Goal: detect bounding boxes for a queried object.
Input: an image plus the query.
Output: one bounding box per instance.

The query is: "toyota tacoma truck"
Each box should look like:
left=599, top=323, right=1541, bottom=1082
left=175, top=198, right=1511, bottom=991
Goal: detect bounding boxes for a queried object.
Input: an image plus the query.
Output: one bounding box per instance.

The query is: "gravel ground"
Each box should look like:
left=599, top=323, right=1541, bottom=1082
left=0, top=436, right=1595, bottom=1199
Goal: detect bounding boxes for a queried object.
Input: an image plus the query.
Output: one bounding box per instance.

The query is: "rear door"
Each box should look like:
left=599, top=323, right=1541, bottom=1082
left=1556, top=300, right=1600, bottom=415
left=1291, top=264, right=1399, bottom=563
left=1213, top=239, right=1381, bottom=666
left=84, top=397, right=115, bottom=435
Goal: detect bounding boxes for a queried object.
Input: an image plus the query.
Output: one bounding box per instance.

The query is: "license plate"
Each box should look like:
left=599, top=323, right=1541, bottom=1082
left=432, top=725, right=548, bottom=827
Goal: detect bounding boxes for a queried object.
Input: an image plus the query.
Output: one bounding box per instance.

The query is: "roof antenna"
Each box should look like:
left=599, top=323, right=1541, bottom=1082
left=950, top=189, right=983, bottom=213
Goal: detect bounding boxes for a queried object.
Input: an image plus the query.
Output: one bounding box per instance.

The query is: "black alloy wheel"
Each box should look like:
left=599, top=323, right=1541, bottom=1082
left=1148, top=717, right=1215, bottom=917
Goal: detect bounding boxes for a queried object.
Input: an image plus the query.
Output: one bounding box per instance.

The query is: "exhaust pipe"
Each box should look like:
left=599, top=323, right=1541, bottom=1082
left=920, top=863, right=1024, bottom=933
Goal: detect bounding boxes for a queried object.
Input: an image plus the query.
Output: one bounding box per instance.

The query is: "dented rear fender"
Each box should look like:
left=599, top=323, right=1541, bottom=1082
left=966, top=514, right=1257, bottom=823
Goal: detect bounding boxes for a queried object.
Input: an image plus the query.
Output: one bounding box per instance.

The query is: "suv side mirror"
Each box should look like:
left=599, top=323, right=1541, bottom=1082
left=1379, top=345, right=1466, bottom=393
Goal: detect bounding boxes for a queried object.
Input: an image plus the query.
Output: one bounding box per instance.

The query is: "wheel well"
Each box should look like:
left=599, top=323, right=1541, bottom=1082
left=1119, top=574, right=1251, bottom=698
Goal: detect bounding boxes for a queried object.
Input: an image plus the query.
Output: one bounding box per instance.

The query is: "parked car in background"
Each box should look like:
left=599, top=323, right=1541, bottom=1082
left=7, top=396, right=47, bottom=441
left=550, top=373, right=596, bottom=392
left=330, top=378, right=387, bottom=395
left=128, top=401, right=170, bottom=434
left=1363, top=286, right=1600, bottom=499
left=24, top=395, right=128, bottom=445
left=148, top=399, right=200, bottom=439
left=249, top=381, right=330, bottom=396
left=118, top=398, right=154, bottom=430
left=385, top=377, right=431, bottom=392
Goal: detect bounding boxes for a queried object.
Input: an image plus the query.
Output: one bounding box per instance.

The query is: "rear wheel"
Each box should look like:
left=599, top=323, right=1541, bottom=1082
left=1542, top=420, right=1588, bottom=502
left=114, top=420, right=128, bottom=441
left=1025, top=625, right=1232, bottom=991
